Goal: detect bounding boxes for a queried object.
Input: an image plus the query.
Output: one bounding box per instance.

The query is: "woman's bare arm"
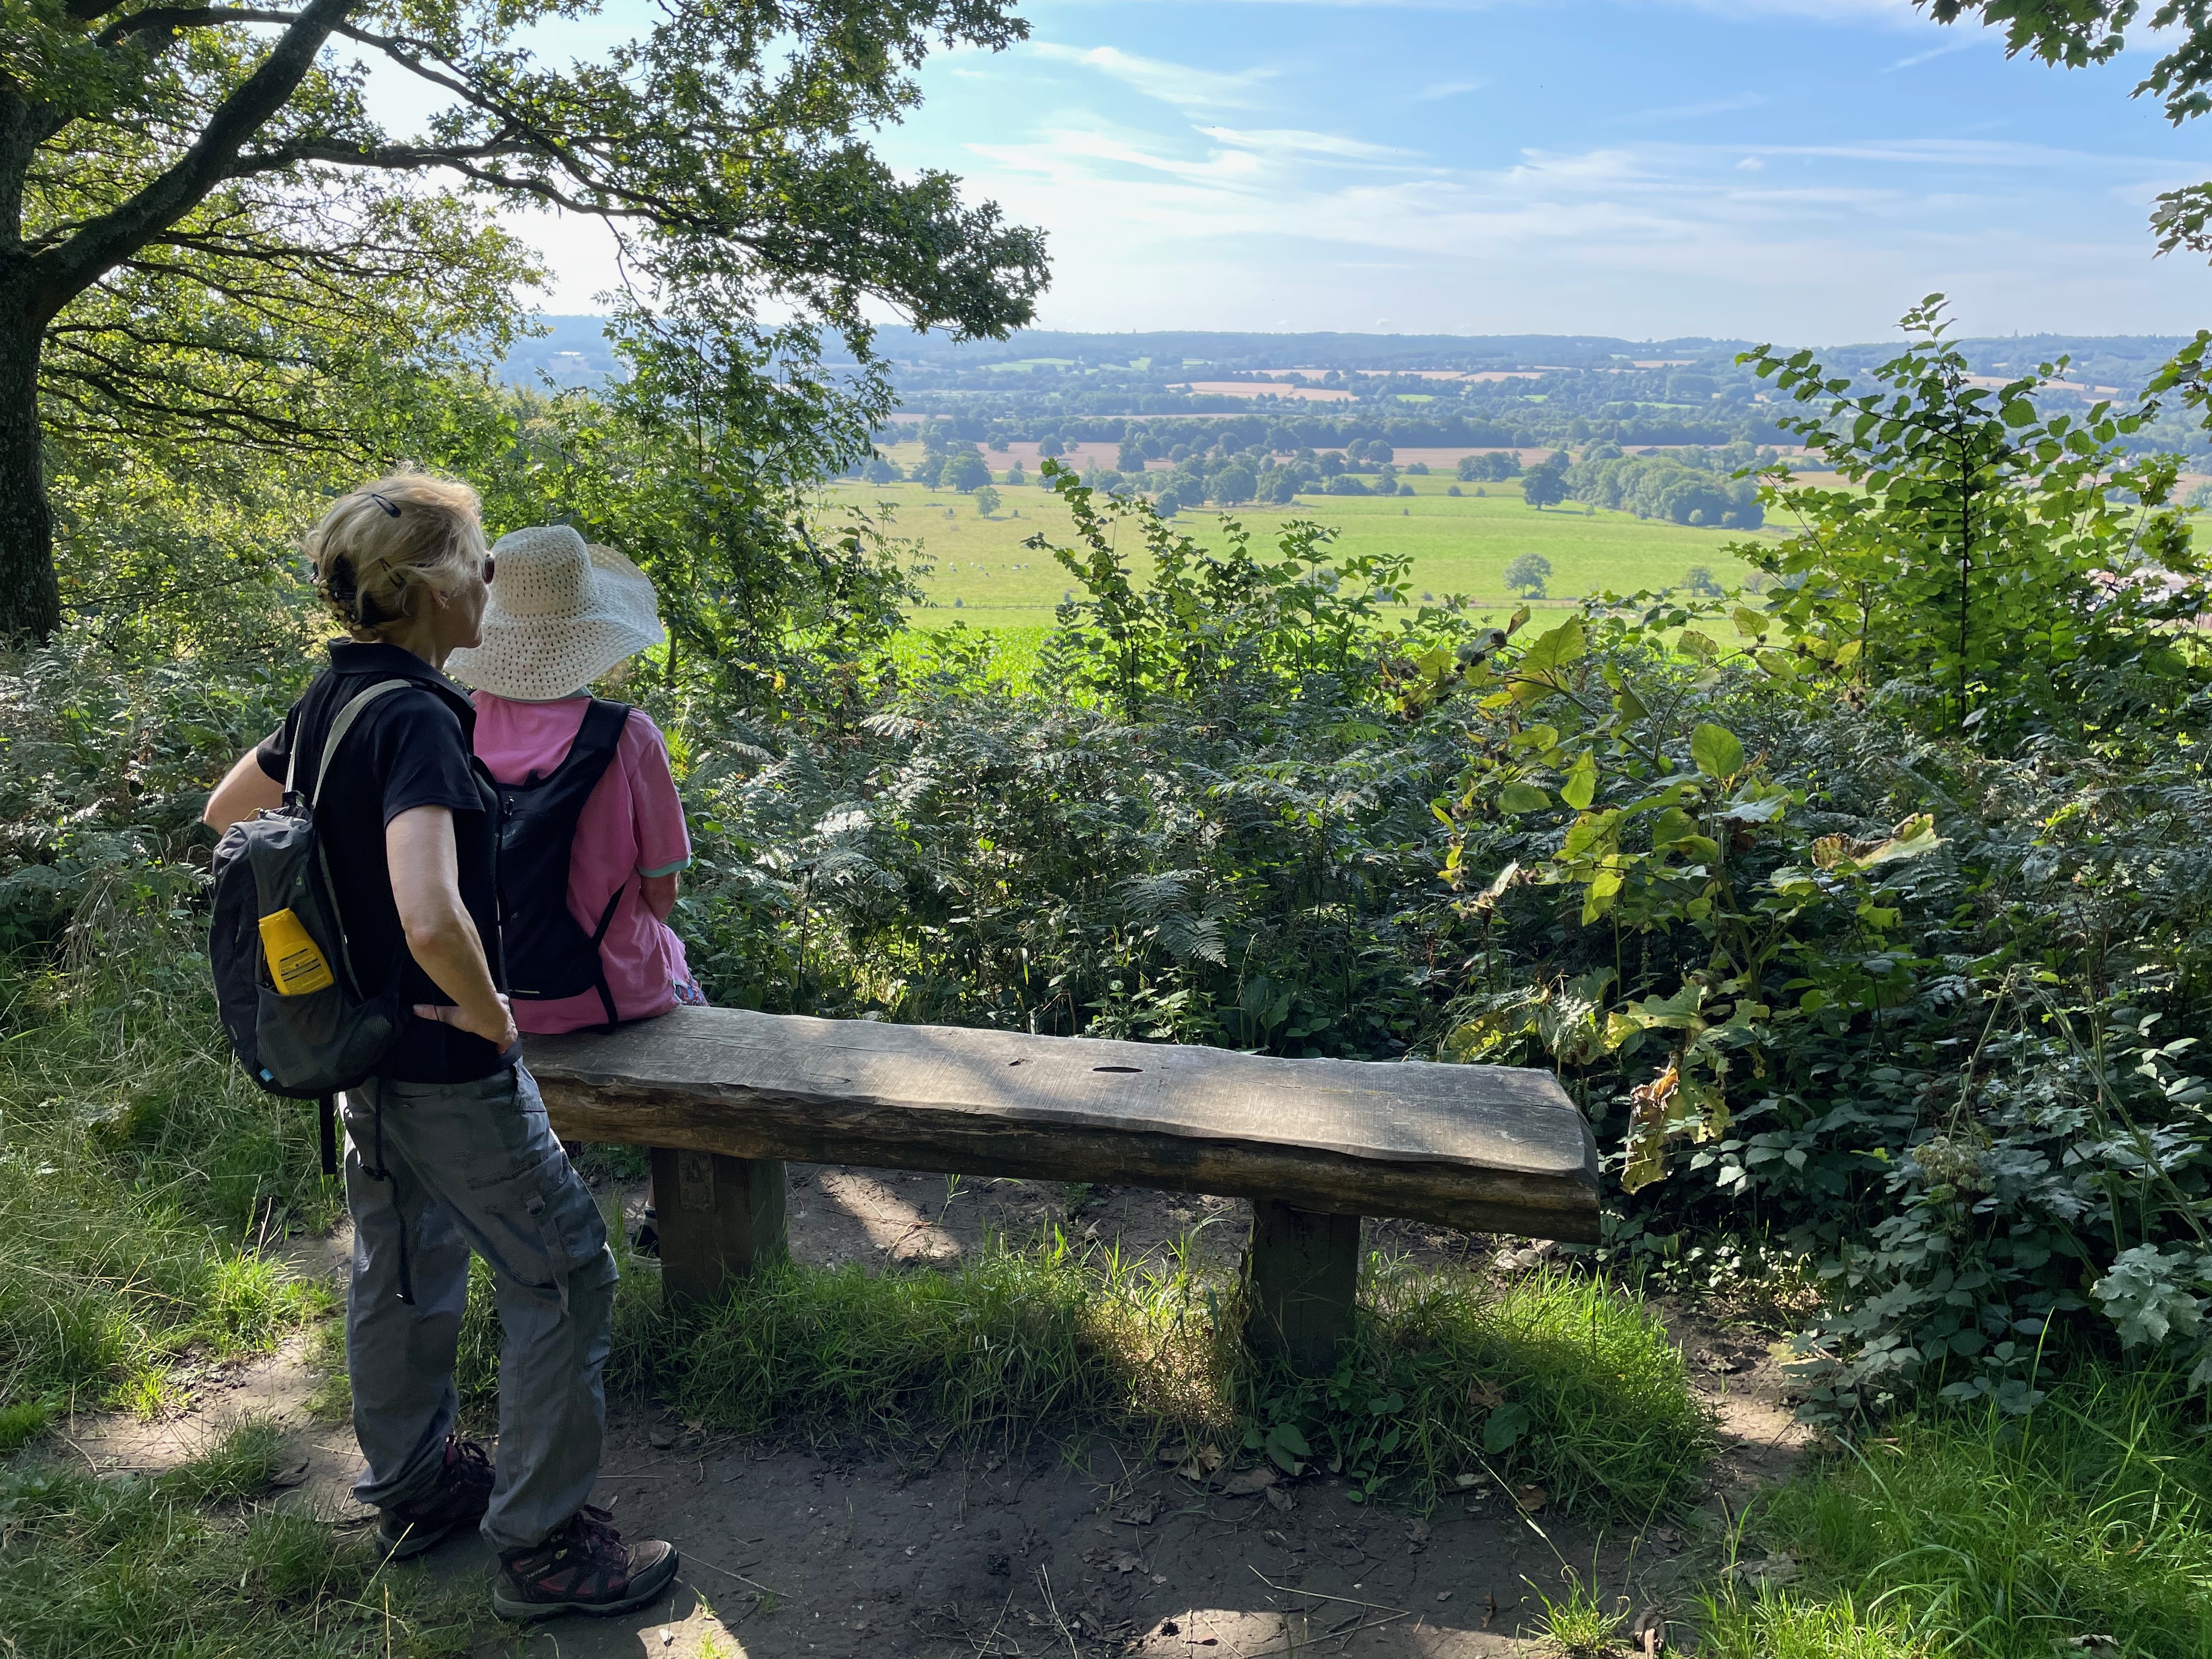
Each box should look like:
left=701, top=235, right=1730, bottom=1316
left=204, top=741, right=285, bottom=830
left=641, top=871, right=679, bottom=921
left=388, top=805, right=516, bottom=1050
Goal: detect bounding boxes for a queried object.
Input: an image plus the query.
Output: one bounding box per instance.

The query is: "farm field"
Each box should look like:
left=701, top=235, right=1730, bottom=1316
left=820, top=472, right=1773, bottom=631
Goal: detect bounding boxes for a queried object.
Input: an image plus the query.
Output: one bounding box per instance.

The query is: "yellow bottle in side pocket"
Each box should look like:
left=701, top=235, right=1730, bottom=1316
left=258, top=908, right=335, bottom=996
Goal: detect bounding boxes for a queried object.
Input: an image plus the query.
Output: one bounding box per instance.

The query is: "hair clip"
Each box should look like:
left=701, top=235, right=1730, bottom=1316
left=359, top=489, right=402, bottom=518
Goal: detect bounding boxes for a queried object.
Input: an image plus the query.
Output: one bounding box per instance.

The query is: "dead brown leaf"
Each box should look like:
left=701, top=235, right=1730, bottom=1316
left=1172, top=1444, right=1226, bottom=1481
left=1514, top=1485, right=1548, bottom=1514
left=1220, top=1466, right=1279, bottom=1496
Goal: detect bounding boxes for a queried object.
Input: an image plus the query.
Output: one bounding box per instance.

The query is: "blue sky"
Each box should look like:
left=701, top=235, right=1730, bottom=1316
left=389, top=1, right=2212, bottom=343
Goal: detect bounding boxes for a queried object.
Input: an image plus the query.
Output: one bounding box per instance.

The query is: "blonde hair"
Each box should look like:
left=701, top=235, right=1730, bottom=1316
left=307, top=471, right=486, bottom=636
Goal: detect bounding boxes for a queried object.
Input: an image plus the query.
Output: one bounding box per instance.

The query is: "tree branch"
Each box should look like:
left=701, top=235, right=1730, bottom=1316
left=28, top=0, right=356, bottom=325
left=95, top=7, right=302, bottom=48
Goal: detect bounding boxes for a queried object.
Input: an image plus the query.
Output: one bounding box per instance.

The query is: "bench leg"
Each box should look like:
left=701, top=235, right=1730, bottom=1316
left=1243, top=1199, right=1361, bottom=1374
left=649, top=1147, right=787, bottom=1307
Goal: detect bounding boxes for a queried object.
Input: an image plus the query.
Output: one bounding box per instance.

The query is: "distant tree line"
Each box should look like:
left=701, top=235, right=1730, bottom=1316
left=869, top=408, right=1792, bottom=459
left=860, top=421, right=1779, bottom=527
left=1561, top=442, right=1768, bottom=529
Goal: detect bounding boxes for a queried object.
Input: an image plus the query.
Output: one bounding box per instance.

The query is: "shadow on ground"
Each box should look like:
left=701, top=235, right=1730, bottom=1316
left=53, top=1161, right=1809, bottom=1657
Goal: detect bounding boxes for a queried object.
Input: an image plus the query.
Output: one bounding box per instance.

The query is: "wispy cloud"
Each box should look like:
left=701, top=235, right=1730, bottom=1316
left=1887, top=33, right=1980, bottom=71
left=1198, top=126, right=1416, bottom=160
left=1029, top=44, right=1276, bottom=111
left=1413, top=80, right=1483, bottom=101
left=1626, top=92, right=1768, bottom=123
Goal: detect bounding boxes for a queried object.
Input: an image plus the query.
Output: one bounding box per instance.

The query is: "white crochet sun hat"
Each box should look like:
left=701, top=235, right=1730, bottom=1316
left=445, top=524, right=665, bottom=701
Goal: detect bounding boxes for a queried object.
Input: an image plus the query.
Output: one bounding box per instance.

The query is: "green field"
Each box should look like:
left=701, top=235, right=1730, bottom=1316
left=822, top=470, right=1773, bottom=631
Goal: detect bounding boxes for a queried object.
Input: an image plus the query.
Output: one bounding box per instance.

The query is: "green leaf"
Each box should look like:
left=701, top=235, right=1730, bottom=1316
left=1498, top=782, right=1551, bottom=814
left=1509, top=620, right=1585, bottom=706
left=1481, top=1402, right=1531, bottom=1453
left=1559, top=753, right=1598, bottom=810
left=1561, top=809, right=1621, bottom=861
left=1690, top=723, right=1745, bottom=780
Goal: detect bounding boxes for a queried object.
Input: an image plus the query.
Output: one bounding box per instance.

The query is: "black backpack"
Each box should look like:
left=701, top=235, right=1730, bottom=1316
left=494, top=698, right=632, bottom=1030
left=208, top=680, right=411, bottom=1172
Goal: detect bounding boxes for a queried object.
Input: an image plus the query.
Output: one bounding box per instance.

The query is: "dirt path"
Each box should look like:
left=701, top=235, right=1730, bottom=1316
left=55, top=1163, right=1809, bottom=1657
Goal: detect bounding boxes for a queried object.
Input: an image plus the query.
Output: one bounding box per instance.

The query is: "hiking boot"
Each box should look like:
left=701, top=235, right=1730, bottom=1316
left=492, top=1504, right=679, bottom=1621
left=376, top=1436, right=494, bottom=1560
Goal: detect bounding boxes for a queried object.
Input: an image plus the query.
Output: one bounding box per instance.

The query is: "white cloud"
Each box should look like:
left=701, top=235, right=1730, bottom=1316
left=1413, top=80, right=1484, bottom=101
left=1197, top=125, right=1416, bottom=160
left=1626, top=92, right=1768, bottom=123
left=936, top=111, right=2202, bottom=337
left=1030, top=44, right=1276, bottom=111
left=1887, top=33, right=1983, bottom=71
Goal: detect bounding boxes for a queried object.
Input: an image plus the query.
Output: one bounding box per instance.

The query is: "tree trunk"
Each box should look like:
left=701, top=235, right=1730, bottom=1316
left=0, top=319, right=59, bottom=644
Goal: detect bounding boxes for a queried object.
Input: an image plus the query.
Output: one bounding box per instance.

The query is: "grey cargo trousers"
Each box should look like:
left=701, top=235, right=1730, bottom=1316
left=340, top=1063, right=619, bottom=1550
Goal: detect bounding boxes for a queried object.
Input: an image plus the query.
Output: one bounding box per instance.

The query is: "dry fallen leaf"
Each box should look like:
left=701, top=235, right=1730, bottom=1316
left=1514, top=1485, right=1548, bottom=1514
left=1263, top=1484, right=1294, bottom=1513
left=1403, top=1517, right=1431, bottom=1546
left=1114, top=1494, right=1163, bottom=1526
left=1111, top=1551, right=1141, bottom=1574
left=1173, top=1444, right=1226, bottom=1481
left=1220, top=1465, right=1279, bottom=1496
left=1466, top=1378, right=1504, bottom=1410
left=1722, top=1553, right=1799, bottom=1589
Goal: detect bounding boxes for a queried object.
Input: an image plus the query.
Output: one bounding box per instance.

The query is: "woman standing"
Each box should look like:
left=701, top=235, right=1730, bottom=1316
left=202, top=474, right=678, bottom=1622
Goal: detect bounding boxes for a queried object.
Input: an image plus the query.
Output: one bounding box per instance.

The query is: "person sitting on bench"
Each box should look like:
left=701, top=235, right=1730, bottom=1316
left=444, top=524, right=703, bottom=1253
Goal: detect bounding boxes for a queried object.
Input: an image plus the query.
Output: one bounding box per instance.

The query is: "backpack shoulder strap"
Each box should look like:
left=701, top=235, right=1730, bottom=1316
left=309, top=680, right=412, bottom=810
left=572, top=698, right=633, bottom=764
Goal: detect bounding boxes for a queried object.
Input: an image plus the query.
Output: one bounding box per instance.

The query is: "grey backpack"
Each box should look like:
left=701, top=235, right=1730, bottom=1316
left=208, top=680, right=409, bottom=1171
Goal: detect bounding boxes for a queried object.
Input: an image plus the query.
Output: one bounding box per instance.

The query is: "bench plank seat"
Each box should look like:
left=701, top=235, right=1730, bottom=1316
left=526, top=1006, right=1599, bottom=1371
left=528, top=1006, right=1598, bottom=1239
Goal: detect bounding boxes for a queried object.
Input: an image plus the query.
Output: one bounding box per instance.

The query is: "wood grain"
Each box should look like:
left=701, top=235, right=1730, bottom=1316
left=527, top=1006, right=1600, bottom=1242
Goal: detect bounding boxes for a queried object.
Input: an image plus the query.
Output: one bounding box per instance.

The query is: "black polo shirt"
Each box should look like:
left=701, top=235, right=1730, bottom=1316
left=256, top=641, right=509, bottom=1084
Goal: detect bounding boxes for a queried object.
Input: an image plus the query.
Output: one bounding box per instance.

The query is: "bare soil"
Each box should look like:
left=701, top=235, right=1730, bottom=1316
left=55, top=1164, right=1809, bottom=1658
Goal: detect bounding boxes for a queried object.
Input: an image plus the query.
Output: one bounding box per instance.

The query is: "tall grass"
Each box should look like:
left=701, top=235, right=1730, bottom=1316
left=0, top=1418, right=479, bottom=1659
left=1703, top=1367, right=2212, bottom=1659
left=587, top=1233, right=1708, bottom=1523
left=0, top=914, right=335, bottom=1418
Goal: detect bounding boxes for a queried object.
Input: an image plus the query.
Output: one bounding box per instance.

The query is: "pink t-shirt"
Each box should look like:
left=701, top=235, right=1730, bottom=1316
left=472, top=693, right=695, bottom=1034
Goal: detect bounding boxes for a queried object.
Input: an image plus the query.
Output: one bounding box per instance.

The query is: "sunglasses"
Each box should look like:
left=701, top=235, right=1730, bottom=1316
left=351, top=492, right=494, bottom=585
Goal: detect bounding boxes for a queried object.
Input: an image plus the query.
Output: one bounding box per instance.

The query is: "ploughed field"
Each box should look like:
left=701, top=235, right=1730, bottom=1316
left=817, top=467, right=1771, bottom=633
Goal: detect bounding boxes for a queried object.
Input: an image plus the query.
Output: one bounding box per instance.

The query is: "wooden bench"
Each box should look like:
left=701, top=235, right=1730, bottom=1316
left=527, top=1007, right=1598, bottom=1372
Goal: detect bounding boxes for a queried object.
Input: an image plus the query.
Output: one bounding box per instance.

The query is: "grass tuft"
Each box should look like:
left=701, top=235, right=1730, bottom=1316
left=155, top=1413, right=290, bottom=1505
left=1704, top=1365, right=2212, bottom=1659
left=589, top=1232, right=1706, bottom=1522
left=0, top=1399, right=54, bottom=1451
left=0, top=1418, right=479, bottom=1658
left=1531, top=1573, right=1628, bottom=1657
